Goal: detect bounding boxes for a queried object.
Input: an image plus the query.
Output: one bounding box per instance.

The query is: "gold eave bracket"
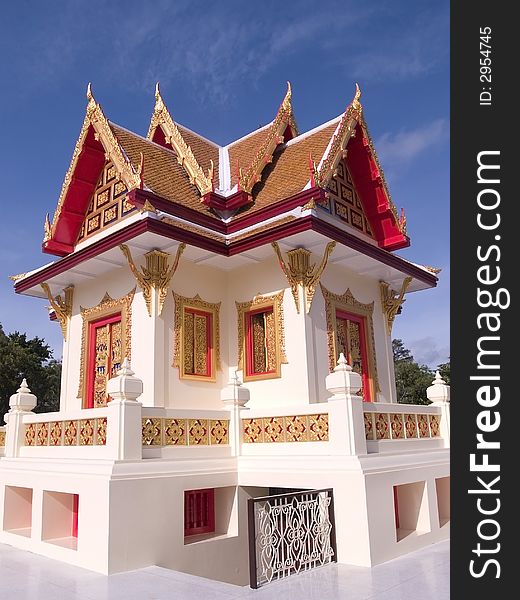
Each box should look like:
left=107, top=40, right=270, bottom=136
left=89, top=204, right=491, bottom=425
left=120, top=243, right=186, bottom=316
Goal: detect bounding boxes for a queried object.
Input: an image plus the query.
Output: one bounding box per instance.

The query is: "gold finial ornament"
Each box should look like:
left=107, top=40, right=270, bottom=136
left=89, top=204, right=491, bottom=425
left=120, top=243, right=186, bottom=316
left=282, top=81, right=292, bottom=112
left=272, top=241, right=336, bottom=313
left=424, top=265, right=442, bottom=275
left=41, top=283, right=74, bottom=340
left=155, top=82, right=161, bottom=100
left=43, top=214, right=52, bottom=241
left=380, top=277, right=413, bottom=334
left=238, top=82, right=298, bottom=194
left=316, top=83, right=363, bottom=189
left=86, top=82, right=93, bottom=102
left=352, top=83, right=361, bottom=110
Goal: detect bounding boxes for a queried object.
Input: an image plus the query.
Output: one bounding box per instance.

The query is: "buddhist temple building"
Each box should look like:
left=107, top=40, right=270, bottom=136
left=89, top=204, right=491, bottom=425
left=0, top=82, right=450, bottom=588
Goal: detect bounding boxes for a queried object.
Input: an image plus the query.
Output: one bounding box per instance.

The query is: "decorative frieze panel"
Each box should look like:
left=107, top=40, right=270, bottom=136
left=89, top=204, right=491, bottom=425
left=242, top=413, right=329, bottom=443
left=141, top=417, right=229, bottom=447
left=24, top=418, right=107, bottom=447
left=0, top=430, right=5, bottom=446
left=364, top=412, right=441, bottom=441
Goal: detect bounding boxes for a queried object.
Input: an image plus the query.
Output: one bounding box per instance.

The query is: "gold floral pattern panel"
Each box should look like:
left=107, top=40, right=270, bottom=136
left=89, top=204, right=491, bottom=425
left=24, top=418, right=107, bottom=447
left=364, top=411, right=442, bottom=441
left=242, top=414, right=329, bottom=443
left=77, top=160, right=136, bottom=244
left=318, top=159, right=375, bottom=239
left=141, top=417, right=229, bottom=447
left=173, top=293, right=221, bottom=381
left=0, top=430, right=6, bottom=446
left=320, top=285, right=379, bottom=401
left=236, top=291, right=287, bottom=382
left=78, top=288, right=135, bottom=407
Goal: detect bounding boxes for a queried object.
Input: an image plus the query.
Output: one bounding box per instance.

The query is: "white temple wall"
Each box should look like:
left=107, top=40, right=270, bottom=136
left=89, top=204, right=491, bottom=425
left=59, top=249, right=398, bottom=413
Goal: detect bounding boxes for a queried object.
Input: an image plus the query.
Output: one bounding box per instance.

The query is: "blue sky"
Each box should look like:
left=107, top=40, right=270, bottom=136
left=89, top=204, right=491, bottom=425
left=0, top=0, right=449, bottom=367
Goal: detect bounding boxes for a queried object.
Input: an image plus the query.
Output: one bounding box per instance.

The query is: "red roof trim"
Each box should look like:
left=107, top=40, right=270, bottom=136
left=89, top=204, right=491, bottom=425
left=15, top=215, right=436, bottom=295
left=345, top=124, right=409, bottom=251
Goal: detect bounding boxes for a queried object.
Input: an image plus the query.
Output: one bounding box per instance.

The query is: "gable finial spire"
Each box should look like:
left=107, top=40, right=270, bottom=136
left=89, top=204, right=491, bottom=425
left=155, top=82, right=161, bottom=101
left=282, top=81, right=292, bottom=112
left=86, top=82, right=93, bottom=102
left=352, top=83, right=361, bottom=110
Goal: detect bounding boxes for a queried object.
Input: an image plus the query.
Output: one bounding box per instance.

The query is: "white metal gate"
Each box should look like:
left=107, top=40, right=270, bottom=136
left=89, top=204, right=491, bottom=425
left=248, top=488, right=337, bottom=588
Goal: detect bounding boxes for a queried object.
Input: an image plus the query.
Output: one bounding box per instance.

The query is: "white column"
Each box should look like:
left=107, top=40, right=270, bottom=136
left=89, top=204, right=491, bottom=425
left=4, top=379, right=37, bottom=458
left=221, top=370, right=250, bottom=456
left=106, top=358, right=143, bottom=460
left=427, top=371, right=450, bottom=447
left=132, top=289, right=166, bottom=407
left=326, top=354, right=367, bottom=455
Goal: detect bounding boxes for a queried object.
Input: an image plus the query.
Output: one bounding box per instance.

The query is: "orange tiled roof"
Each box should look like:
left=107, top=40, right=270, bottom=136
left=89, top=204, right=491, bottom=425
left=110, top=123, right=205, bottom=213
left=177, top=124, right=220, bottom=187
left=248, top=122, right=338, bottom=215
left=227, top=126, right=272, bottom=188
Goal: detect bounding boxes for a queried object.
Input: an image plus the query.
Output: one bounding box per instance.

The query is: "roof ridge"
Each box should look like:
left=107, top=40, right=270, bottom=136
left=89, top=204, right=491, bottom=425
left=286, top=115, right=342, bottom=147
left=109, top=122, right=182, bottom=161
left=225, top=121, right=274, bottom=149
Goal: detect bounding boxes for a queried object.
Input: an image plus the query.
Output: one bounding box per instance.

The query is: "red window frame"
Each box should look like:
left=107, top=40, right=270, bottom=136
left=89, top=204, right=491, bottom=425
left=393, top=485, right=400, bottom=530
left=72, top=494, right=79, bottom=538
left=335, top=309, right=372, bottom=401
left=184, top=488, right=215, bottom=537
left=184, top=308, right=213, bottom=378
left=245, top=306, right=275, bottom=377
left=85, top=312, right=122, bottom=409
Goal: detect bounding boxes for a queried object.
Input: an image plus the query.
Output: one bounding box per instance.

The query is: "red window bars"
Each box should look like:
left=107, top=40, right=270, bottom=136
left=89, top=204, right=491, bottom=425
left=184, top=488, right=215, bottom=537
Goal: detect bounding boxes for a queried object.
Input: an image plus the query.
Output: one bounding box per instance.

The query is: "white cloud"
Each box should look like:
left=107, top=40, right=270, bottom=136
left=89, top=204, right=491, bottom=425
left=408, top=336, right=450, bottom=368
left=376, top=119, right=448, bottom=167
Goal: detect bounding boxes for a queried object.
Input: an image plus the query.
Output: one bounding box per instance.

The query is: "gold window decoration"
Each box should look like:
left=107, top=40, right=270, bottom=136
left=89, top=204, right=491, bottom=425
left=77, top=288, right=135, bottom=407
left=173, top=293, right=221, bottom=381
left=320, top=284, right=379, bottom=400
left=236, top=290, right=287, bottom=382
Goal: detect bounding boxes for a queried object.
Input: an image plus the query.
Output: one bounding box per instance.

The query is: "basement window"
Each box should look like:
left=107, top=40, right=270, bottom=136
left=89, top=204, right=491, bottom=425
left=184, top=488, right=215, bottom=537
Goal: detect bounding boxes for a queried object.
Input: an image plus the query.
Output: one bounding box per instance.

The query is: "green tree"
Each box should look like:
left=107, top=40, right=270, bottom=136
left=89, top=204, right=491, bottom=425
left=392, top=339, right=433, bottom=405
left=437, top=360, right=450, bottom=385
left=0, top=323, right=61, bottom=417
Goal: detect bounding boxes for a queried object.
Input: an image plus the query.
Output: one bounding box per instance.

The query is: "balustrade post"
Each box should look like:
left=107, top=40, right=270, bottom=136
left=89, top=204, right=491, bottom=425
left=4, top=379, right=37, bottom=458
left=106, top=359, right=143, bottom=460
left=427, top=371, right=450, bottom=447
left=221, top=370, right=250, bottom=456
left=326, top=354, right=367, bottom=455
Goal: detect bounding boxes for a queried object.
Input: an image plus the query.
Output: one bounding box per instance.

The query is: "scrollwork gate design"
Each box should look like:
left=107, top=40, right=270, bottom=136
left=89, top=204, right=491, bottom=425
left=248, top=488, right=337, bottom=588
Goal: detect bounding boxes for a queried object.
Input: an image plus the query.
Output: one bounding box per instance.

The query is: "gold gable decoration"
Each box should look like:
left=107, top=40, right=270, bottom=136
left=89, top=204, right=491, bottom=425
left=320, top=284, right=380, bottom=394
left=319, top=160, right=375, bottom=238
left=317, top=84, right=362, bottom=190
left=147, top=83, right=214, bottom=196
left=77, top=288, right=135, bottom=402
left=77, top=161, right=135, bottom=243
left=45, top=84, right=142, bottom=245
left=238, top=82, right=298, bottom=194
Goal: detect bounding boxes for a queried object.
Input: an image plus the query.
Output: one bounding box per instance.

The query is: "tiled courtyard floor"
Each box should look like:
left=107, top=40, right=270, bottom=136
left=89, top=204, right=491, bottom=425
left=0, top=539, right=449, bottom=599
